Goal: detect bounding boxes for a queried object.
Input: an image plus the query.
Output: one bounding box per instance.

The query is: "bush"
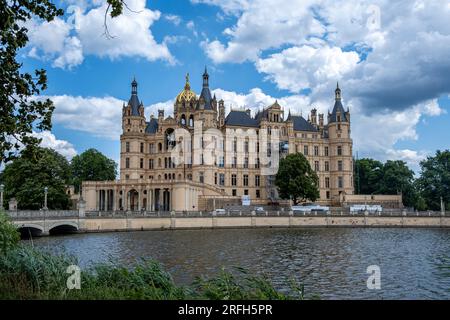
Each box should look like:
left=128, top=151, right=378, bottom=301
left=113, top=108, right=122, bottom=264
left=192, top=267, right=304, bottom=300
left=0, top=245, right=308, bottom=300
left=0, top=211, right=20, bottom=255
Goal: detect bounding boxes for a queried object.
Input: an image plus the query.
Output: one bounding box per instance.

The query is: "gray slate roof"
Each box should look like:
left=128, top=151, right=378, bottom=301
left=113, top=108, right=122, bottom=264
left=199, top=87, right=213, bottom=110
left=225, top=110, right=259, bottom=127
left=145, top=118, right=158, bottom=134
left=128, top=94, right=141, bottom=116
left=290, top=116, right=318, bottom=132
left=329, top=100, right=347, bottom=123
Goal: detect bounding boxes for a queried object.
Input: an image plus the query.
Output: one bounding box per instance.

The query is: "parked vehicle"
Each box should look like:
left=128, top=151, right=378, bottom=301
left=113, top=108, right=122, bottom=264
left=350, top=205, right=383, bottom=214
left=214, top=209, right=227, bottom=215
left=291, top=204, right=330, bottom=213
left=254, top=206, right=265, bottom=214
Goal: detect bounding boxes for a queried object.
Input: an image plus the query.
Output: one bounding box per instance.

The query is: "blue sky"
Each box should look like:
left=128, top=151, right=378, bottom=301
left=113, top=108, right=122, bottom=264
left=18, top=0, right=450, bottom=172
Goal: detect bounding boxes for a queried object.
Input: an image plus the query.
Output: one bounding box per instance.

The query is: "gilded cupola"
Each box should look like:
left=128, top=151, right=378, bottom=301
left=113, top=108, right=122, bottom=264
left=176, top=73, right=197, bottom=104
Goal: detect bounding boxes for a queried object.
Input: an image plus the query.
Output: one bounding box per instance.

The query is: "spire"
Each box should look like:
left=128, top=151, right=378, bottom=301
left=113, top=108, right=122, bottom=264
left=335, top=81, right=341, bottom=101
left=131, top=77, right=137, bottom=95
left=330, top=83, right=347, bottom=123
left=202, top=66, right=209, bottom=88
left=184, top=73, right=190, bottom=90
left=199, top=67, right=212, bottom=109
left=128, top=77, right=141, bottom=116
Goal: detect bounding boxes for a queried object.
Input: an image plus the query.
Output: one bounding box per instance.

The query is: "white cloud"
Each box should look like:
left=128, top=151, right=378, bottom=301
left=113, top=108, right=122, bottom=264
left=256, top=45, right=360, bottom=93
left=191, top=0, right=250, bottom=15
left=200, top=0, right=450, bottom=113
left=200, top=0, right=325, bottom=63
left=44, top=95, right=124, bottom=140
left=164, top=14, right=181, bottom=26
left=186, top=20, right=198, bottom=37
left=32, top=131, right=78, bottom=159
left=26, top=0, right=174, bottom=68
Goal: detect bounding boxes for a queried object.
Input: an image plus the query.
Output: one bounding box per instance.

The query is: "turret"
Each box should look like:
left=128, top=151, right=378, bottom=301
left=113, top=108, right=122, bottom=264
left=218, top=99, right=225, bottom=127
left=327, top=82, right=353, bottom=201
left=319, top=113, right=324, bottom=127
left=311, top=108, right=317, bottom=125
left=122, top=78, right=145, bottom=133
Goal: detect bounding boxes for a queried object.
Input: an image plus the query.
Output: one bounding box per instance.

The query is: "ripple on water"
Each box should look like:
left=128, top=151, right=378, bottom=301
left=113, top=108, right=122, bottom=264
left=29, top=228, right=450, bottom=299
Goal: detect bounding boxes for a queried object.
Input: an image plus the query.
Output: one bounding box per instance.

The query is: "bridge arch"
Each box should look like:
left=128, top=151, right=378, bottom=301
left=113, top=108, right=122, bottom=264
left=48, top=221, right=79, bottom=235
left=17, top=224, right=44, bottom=239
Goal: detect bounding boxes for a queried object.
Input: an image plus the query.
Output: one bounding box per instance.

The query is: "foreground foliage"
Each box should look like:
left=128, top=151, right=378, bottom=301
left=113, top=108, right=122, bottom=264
left=0, top=211, right=20, bottom=255
left=0, top=209, right=304, bottom=300
left=0, top=246, right=306, bottom=300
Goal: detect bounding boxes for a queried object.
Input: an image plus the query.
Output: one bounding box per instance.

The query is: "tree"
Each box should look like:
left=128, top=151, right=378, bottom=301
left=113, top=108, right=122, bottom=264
left=378, top=160, right=417, bottom=208
left=417, top=150, right=450, bottom=211
left=71, top=149, right=117, bottom=193
left=0, top=0, right=63, bottom=165
left=354, top=158, right=384, bottom=194
left=275, top=153, right=320, bottom=204
left=1, top=147, right=71, bottom=210
left=0, top=1, right=126, bottom=165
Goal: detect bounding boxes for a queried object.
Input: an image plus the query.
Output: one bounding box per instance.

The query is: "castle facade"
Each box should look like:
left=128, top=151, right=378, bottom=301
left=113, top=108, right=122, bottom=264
left=82, top=69, right=354, bottom=212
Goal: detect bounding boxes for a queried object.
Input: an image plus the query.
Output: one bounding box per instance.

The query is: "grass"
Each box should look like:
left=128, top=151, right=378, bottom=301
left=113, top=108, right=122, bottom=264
left=0, top=245, right=309, bottom=300
left=0, top=211, right=310, bottom=300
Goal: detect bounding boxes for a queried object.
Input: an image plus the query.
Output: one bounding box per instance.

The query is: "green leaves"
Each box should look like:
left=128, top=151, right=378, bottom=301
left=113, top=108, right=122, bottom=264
left=354, top=153, right=450, bottom=210
left=1, top=0, right=63, bottom=164
left=1, top=147, right=71, bottom=210
left=70, top=149, right=117, bottom=193
left=0, top=211, right=20, bottom=255
left=275, top=153, right=320, bottom=204
left=417, top=150, right=450, bottom=211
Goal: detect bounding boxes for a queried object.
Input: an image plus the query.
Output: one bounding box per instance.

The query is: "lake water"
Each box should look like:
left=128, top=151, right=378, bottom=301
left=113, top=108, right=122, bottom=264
left=30, top=228, right=450, bottom=299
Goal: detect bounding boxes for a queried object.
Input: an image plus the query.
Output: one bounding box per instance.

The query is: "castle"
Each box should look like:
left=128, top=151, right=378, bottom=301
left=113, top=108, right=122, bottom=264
left=82, top=69, right=356, bottom=212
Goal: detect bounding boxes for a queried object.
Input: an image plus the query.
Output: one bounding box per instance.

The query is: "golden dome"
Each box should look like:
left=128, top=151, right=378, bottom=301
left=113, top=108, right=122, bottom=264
left=176, top=73, right=197, bottom=103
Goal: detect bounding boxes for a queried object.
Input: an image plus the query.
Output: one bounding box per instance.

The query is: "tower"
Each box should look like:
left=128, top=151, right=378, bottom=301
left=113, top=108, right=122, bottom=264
left=174, top=73, right=197, bottom=127
left=198, top=67, right=217, bottom=128
left=310, top=108, right=317, bottom=126
left=218, top=99, right=225, bottom=127
left=327, top=82, right=353, bottom=203
left=121, top=78, right=146, bottom=180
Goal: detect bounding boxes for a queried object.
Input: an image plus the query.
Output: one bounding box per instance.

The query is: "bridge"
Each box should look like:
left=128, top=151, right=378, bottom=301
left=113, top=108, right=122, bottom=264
left=6, top=207, right=450, bottom=237
left=8, top=210, right=82, bottom=236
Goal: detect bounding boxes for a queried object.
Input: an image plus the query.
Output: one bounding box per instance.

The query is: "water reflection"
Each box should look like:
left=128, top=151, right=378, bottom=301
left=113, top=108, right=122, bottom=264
left=30, top=228, right=450, bottom=299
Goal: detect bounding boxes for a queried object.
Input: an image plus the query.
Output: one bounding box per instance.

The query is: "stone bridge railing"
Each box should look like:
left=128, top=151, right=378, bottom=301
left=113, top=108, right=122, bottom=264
left=6, top=210, right=79, bottom=219
left=5, top=208, right=450, bottom=220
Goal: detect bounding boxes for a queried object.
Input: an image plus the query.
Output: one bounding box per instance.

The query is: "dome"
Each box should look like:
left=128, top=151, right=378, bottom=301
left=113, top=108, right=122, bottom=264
left=176, top=73, right=197, bottom=104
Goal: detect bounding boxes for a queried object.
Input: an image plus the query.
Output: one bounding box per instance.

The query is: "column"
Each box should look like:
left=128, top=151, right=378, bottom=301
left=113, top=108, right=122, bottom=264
left=112, top=189, right=117, bottom=211
left=96, top=190, right=99, bottom=211
left=138, top=188, right=141, bottom=211
left=158, top=189, right=163, bottom=211
left=146, top=187, right=150, bottom=211
left=170, top=188, right=173, bottom=211
left=121, top=186, right=125, bottom=211
left=105, top=189, right=109, bottom=211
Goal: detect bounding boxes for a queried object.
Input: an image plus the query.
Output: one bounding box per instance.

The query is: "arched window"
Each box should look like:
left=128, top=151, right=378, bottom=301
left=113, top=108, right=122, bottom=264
left=189, top=115, right=194, bottom=127
left=158, top=143, right=162, bottom=151
left=181, top=114, right=186, bottom=126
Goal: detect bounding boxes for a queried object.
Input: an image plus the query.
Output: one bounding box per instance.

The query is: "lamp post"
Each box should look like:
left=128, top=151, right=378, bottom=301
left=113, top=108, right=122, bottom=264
left=43, top=187, right=48, bottom=210
left=0, top=184, right=4, bottom=210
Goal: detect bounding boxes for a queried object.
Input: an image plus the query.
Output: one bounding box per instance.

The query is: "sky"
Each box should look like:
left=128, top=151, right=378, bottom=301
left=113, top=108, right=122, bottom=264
left=19, top=0, right=450, bottom=172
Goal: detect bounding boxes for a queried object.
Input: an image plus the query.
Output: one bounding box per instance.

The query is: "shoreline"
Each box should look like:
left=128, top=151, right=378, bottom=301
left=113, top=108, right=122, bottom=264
left=13, top=215, right=450, bottom=236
